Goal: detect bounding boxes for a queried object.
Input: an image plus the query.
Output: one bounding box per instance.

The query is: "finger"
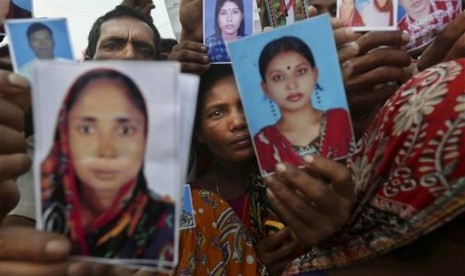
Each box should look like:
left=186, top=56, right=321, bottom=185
left=346, top=66, right=406, bottom=92
left=0, top=261, right=69, bottom=276
left=266, top=188, right=325, bottom=246
left=307, top=5, right=318, bottom=17
left=0, top=97, right=25, bottom=132
left=0, top=180, right=20, bottom=220
left=265, top=172, right=322, bottom=223
left=417, top=12, right=465, bottom=71
left=0, top=227, right=71, bottom=262
left=0, top=126, right=27, bottom=155
left=273, top=163, right=338, bottom=212
left=0, top=154, right=31, bottom=182
left=334, top=27, right=357, bottom=48
left=303, top=156, right=354, bottom=199
left=171, top=40, right=207, bottom=53
left=350, top=48, right=411, bottom=76
left=338, top=42, right=359, bottom=64
left=179, top=62, right=211, bottom=75
left=168, top=48, right=209, bottom=65
left=341, top=60, right=354, bottom=82
left=331, top=18, right=345, bottom=30
left=0, top=72, right=31, bottom=111
left=347, top=83, right=397, bottom=120
left=0, top=260, right=112, bottom=276
left=260, top=227, right=292, bottom=251
left=356, top=31, right=410, bottom=55
left=443, top=32, right=465, bottom=62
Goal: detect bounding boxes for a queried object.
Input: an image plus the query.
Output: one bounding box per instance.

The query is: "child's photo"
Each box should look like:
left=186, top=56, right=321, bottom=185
left=228, top=15, right=354, bottom=176
left=33, top=61, right=182, bottom=270
left=203, top=0, right=254, bottom=63
left=5, top=17, right=74, bottom=81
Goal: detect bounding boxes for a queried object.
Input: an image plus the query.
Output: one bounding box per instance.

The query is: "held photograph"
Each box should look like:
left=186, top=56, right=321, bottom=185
left=5, top=18, right=74, bottom=81
left=33, top=61, right=182, bottom=271
left=203, top=0, right=254, bottom=63
left=228, top=15, right=354, bottom=176
left=337, top=0, right=398, bottom=31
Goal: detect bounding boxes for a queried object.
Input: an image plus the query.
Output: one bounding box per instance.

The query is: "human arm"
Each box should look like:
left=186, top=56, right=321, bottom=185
left=167, top=40, right=210, bottom=75
left=264, top=156, right=354, bottom=248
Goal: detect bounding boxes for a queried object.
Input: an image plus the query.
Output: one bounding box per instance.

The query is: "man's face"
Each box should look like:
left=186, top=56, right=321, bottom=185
left=309, top=0, right=337, bottom=17
left=28, top=29, right=54, bottom=59
left=93, top=16, right=157, bottom=60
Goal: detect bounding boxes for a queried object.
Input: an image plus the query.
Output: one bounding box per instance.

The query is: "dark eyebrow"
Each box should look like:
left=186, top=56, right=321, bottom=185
left=115, top=117, right=144, bottom=126
left=74, top=117, right=96, bottom=122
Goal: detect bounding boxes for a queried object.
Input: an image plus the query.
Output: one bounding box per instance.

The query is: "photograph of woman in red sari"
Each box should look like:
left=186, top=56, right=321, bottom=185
left=254, top=36, right=353, bottom=175
left=40, top=68, right=175, bottom=264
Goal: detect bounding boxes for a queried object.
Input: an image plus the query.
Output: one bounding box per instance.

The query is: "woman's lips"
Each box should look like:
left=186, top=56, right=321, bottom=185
left=287, top=93, right=303, bottom=102
left=93, top=169, right=119, bottom=180
left=230, top=134, right=252, bottom=149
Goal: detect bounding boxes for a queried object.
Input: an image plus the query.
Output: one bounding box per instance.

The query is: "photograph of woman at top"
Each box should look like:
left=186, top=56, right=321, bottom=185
left=40, top=68, right=175, bottom=263
left=204, top=0, right=252, bottom=63
left=253, top=36, right=353, bottom=175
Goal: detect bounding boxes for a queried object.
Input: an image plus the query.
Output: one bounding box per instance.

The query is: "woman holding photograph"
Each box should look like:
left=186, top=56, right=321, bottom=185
left=254, top=36, right=353, bottom=175
left=339, top=0, right=365, bottom=27
left=206, top=0, right=247, bottom=62
left=40, top=68, right=175, bottom=261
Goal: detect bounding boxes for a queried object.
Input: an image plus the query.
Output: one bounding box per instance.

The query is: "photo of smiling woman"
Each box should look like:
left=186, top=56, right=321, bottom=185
left=40, top=68, right=175, bottom=262
left=204, top=0, right=251, bottom=63
left=254, top=36, right=353, bottom=175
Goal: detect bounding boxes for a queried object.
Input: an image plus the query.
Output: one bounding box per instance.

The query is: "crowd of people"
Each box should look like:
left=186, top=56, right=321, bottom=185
left=1, top=0, right=465, bottom=275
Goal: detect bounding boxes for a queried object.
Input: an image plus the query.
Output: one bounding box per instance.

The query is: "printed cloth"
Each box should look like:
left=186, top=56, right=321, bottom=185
left=205, top=35, right=230, bottom=63
left=254, top=108, right=353, bottom=175
left=284, top=59, right=465, bottom=273
left=175, top=189, right=259, bottom=275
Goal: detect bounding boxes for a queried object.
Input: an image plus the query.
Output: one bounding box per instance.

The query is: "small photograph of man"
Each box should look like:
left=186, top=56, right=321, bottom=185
left=5, top=17, right=74, bottom=81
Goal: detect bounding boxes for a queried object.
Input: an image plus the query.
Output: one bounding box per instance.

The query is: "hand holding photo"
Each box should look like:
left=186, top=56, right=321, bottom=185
left=228, top=15, right=354, bottom=176
left=33, top=62, right=181, bottom=271
left=203, top=0, right=253, bottom=63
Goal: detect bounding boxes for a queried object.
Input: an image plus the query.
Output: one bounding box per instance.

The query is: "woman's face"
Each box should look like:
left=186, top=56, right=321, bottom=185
left=261, top=51, right=318, bottom=113
left=217, top=1, right=243, bottom=38
left=399, top=0, right=430, bottom=19
left=68, top=78, right=146, bottom=194
left=197, top=76, right=254, bottom=164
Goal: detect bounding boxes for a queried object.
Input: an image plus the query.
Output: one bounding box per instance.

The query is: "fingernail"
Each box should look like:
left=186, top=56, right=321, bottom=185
left=345, top=27, right=355, bottom=38
left=276, top=162, right=286, bottom=173
left=303, top=155, right=314, bottom=164
left=342, top=60, right=352, bottom=69
left=45, top=239, right=70, bottom=256
left=7, top=73, right=29, bottom=89
left=349, top=41, right=359, bottom=52
left=401, top=31, right=410, bottom=42
left=202, top=55, right=209, bottom=62
left=200, top=45, right=207, bottom=52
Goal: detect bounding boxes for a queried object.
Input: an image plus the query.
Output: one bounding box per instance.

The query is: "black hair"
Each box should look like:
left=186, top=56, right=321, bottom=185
left=194, top=64, right=235, bottom=135
left=258, top=36, right=317, bottom=81
left=85, top=5, right=161, bottom=60
left=27, top=22, right=53, bottom=39
left=66, top=68, right=147, bottom=123
left=214, top=0, right=246, bottom=37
